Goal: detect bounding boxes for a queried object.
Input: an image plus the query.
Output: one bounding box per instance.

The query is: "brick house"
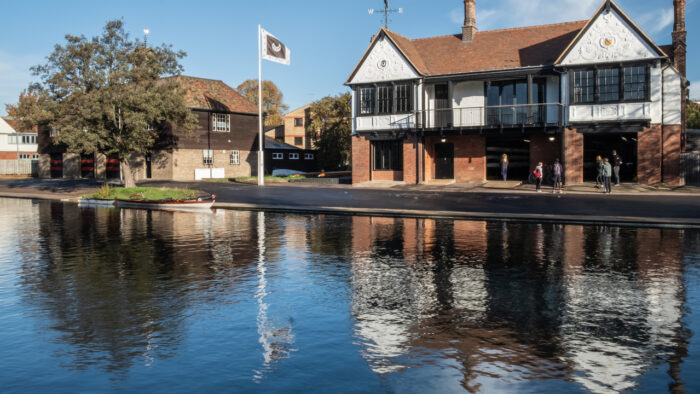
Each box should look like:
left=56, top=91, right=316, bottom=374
left=0, top=117, right=38, bottom=161
left=38, top=76, right=260, bottom=181
left=347, top=0, right=688, bottom=186
left=265, top=104, right=317, bottom=150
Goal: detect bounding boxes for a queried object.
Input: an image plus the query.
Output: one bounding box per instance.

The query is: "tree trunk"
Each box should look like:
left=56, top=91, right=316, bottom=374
left=121, top=156, right=137, bottom=188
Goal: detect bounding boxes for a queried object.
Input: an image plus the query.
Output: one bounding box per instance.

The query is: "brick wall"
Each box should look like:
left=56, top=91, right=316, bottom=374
left=663, top=125, right=682, bottom=185
left=63, top=153, right=80, bottom=179
left=529, top=133, right=560, bottom=170
left=403, top=137, right=419, bottom=184
left=352, top=135, right=370, bottom=184
left=454, top=135, right=486, bottom=183
left=563, top=127, right=583, bottom=185
left=372, top=170, right=404, bottom=181
left=638, top=125, right=662, bottom=185
left=171, top=148, right=255, bottom=181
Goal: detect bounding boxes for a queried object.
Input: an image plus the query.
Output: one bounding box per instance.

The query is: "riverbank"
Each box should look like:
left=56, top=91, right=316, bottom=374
left=1, top=178, right=699, bottom=227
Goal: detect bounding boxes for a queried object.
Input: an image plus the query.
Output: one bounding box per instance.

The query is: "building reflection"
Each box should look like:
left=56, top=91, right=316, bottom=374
left=23, top=203, right=262, bottom=374
left=348, top=217, right=689, bottom=393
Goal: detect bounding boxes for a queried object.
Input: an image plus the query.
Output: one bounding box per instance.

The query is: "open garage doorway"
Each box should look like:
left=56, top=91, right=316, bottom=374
left=583, top=133, right=637, bottom=182
left=486, top=137, right=530, bottom=181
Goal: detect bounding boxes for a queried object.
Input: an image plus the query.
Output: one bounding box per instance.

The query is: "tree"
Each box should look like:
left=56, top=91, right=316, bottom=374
left=8, top=20, right=197, bottom=187
left=236, top=80, right=288, bottom=127
left=688, top=102, right=700, bottom=129
left=307, top=93, right=352, bottom=171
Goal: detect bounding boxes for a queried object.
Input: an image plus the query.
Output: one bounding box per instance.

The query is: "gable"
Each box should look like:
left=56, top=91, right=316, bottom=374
left=348, top=34, right=419, bottom=85
left=560, top=4, right=662, bottom=66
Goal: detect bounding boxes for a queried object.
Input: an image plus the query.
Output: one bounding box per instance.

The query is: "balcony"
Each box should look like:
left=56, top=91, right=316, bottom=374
left=415, top=103, right=563, bottom=130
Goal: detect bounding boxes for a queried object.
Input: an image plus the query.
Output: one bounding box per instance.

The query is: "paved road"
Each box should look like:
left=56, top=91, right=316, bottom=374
left=1, top=179, right=698, bottom=225
left=141, top=180, right=700, bottom=224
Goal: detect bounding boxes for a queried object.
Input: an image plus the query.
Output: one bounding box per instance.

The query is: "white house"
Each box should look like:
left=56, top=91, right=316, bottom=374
left=346, top=0, right=688, bottom=186
left=0, top=117, right=38, bottom=160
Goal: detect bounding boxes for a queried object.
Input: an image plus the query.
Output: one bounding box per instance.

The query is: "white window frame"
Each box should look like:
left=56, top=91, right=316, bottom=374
left=289, top=153, right=299, bottom=160
left=19, top=153, right=31, bottom=160
left=304, top=153, right=314, bottom=160
left=8, top=135, right=17, bottom=144
left=21, top=135, right=37, bottom=144
left=203, top=149, right=213, bottom=166
left=50, top=128, right=60, bottom=137
left=212, top=113, right=231, bottom=132
left=272, top=152, right=283, bottom=160
left=230, top=150, right=240, bottom=165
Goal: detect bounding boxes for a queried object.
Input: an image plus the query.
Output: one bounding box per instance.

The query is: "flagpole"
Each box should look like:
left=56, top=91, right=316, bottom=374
left=257, top=24, right=265, bottom=186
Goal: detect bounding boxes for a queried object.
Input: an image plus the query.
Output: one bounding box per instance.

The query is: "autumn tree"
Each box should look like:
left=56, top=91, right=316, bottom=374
left=688, top=102, right=700, bottom=129
left=9, top=20, right=197, bottom=187
left=307, top=93, right=352, bottom=171
left=236, top=79, right=288, bottom=127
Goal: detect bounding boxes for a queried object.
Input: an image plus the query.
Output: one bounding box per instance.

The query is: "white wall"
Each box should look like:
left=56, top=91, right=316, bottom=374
left=663, top=67, right=682, bottom=125
left=349, top=35, right=419, bottom=85
left=452, top=81, right=485, bottom=127
left=0, top=133, right=39, bottom=153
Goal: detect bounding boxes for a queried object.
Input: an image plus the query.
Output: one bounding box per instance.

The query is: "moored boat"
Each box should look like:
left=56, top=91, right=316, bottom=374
left=116, top=194, right=215, bottom=211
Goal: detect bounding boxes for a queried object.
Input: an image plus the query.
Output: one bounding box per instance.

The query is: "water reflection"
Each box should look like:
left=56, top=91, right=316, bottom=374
left=2, top=199, right=697, bottom=393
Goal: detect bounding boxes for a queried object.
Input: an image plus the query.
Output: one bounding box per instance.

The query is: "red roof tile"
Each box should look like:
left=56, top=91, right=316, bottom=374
left=165, top=76, right=258, bottom=114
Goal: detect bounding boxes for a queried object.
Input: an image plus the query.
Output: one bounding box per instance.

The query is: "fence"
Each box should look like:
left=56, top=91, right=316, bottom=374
left=681, top=152, right=700, bottom=185
left=0, top=160, right=38, bottom=176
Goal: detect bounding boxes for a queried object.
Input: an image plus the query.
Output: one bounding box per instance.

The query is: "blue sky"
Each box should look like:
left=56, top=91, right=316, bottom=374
left=0, top=0, right=697, bottom=116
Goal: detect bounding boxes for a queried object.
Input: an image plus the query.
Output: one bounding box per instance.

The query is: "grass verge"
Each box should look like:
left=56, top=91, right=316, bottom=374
left=82, top=185, right=201, bottom=201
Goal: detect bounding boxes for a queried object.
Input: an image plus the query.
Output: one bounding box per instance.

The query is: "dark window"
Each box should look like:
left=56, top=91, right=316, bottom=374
left=573, top=70, right=595, bottom=104
left=294, top=137, right=303, bottom=145
left=359, top=87, right=375, bottom=115
left=624, top=65, right=648, bottom=100
left=377, top=85, right=393, bottom=114
left=396, top=84, right=412, bottom=113
left=373, top=140, right=403, bottom=171
left=294, top=118, right=303, bottom=127
left=598, top=68, right=620, bottom=102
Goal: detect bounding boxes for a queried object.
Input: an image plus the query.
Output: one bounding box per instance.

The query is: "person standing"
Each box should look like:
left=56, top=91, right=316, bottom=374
left=602, top=157, right=612, bottom=194
left=552, top=158, right=563, bottom=194
left=500, top=154, right=509, bottom=181
left=534, top=162, right=543, bottom=192
left=595, top=155, right=603, bottom=189
left=612, top=150, right=622, bottom=186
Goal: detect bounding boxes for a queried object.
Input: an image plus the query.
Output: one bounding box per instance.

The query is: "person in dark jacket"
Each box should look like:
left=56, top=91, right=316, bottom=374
left=612, top=150, right=622, bottom=186
left=552, top=158, right=563, bottom=194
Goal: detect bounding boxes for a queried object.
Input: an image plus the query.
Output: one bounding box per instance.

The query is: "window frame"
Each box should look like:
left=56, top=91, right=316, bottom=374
left=211, top=113, right=231, bottom=132
left=372, top=140, right=403, bottom=171
left=272, top=152, right=283, bottom=160
left=304, top=153, right=314, bottom=160
left=395, top=83, right=413, bottom=114
left=289, top=152, right=300, bottom=160
left=294, top=118, right=303, bottom=127
left=229, top=150, right=240, bottom=165
left=357, top=82, right=415, bottom=117
left=294, top=136, right=303, bottom=146
left=570, top=63, right=651, bottom=105
left=202, top=149, right=213, bottom=166
left=359, top=86, right=375, bottom=115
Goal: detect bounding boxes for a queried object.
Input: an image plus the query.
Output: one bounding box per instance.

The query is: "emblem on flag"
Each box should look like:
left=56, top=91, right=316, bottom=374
left=261, top=28, right=291, bottom=66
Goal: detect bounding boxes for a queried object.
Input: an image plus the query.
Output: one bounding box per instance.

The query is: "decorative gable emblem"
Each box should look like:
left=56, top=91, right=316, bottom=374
left=377, top=59, right=387, bottom=69
left=601, top=37, right=615, bottom=48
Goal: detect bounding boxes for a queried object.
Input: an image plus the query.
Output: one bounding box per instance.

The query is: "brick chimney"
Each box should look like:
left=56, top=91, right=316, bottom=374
left=462, top=0, right=477, bottom=42
left=672, top=0, right=687, bottom=77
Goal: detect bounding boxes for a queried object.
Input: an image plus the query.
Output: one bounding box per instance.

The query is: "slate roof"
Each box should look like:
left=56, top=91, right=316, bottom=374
left=264, top=136, right=302, bottom=150
left=164, top=76, right=258, bottom=114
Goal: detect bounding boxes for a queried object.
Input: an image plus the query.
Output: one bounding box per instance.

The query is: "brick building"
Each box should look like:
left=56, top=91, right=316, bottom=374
left=0, top=117, right=38, bottom=161
left=265, top=105, right=315, bottom=149
left=347, top=0, right=688, bottom=186
left=38, top=76, right=260, bottom=181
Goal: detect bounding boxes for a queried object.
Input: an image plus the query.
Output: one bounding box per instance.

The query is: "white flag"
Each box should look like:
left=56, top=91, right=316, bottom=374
left=261, top=28, right=291, bottom=66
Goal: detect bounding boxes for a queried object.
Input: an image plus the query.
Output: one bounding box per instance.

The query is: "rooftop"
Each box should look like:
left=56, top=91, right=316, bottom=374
left=164, top=75, right=258, bottom=114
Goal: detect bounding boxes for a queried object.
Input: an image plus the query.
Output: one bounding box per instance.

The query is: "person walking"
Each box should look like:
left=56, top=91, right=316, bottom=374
left=595, top=155, right=603, bottom=189
left=500, top=154, right=509, bottom=181
left=533, top=162, right=543, bottom=192
left=602, top=157, right=612, bottom=194
left=612, top=150, right=622, bottom=186
left=552, top=158, right=563, bottom=194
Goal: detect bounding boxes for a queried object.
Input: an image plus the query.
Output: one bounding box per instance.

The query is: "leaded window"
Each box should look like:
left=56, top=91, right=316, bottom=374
left=373, top=140, right=403, bottom=171
left=230, top=150, right=240, bottom=165
left=359, top=87, right=375, bottom=115
left=203, top=149, right=213, bottom=165
left=212, top=113, right=230, bottom=132
left=377, top=85, right=393, bottom=114
left=396, top=84, right=412, bottom=113
left=598, top=68, right=620, bottom=102
left=573, top=70, right=595, bottom=104
left=624, top=66, right=648, bottom=100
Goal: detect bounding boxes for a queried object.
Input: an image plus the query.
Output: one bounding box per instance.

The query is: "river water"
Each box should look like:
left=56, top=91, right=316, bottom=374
left=0, top=197, right=698, bottom=393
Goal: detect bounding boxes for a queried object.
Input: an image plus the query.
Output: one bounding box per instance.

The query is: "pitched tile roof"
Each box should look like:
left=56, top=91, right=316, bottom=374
left=165, top=75, right=258, bottom=114
left=378, top=21, right=588, bottom=78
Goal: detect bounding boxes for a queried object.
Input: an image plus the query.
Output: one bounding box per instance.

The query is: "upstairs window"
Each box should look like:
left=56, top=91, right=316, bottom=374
left=573, top=70, right=595, bottom=104
left=294, top=118, right=303, bottom=127
left=395, top=84, right=412, bottom=113
left=294, top=137, right=303, bottom=146
left=212, top=113, right=230, bottom=132
left=21, top=135, right=37, bottom=144
left=360, top=87, right=375, bottom=115
left=624, top=66, right=648, bottom=101
left=597, top=68, right=619, bottom=102
left=230, top=150, right=240, bottom=165
left=377, top=85, right=393, bottom=114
